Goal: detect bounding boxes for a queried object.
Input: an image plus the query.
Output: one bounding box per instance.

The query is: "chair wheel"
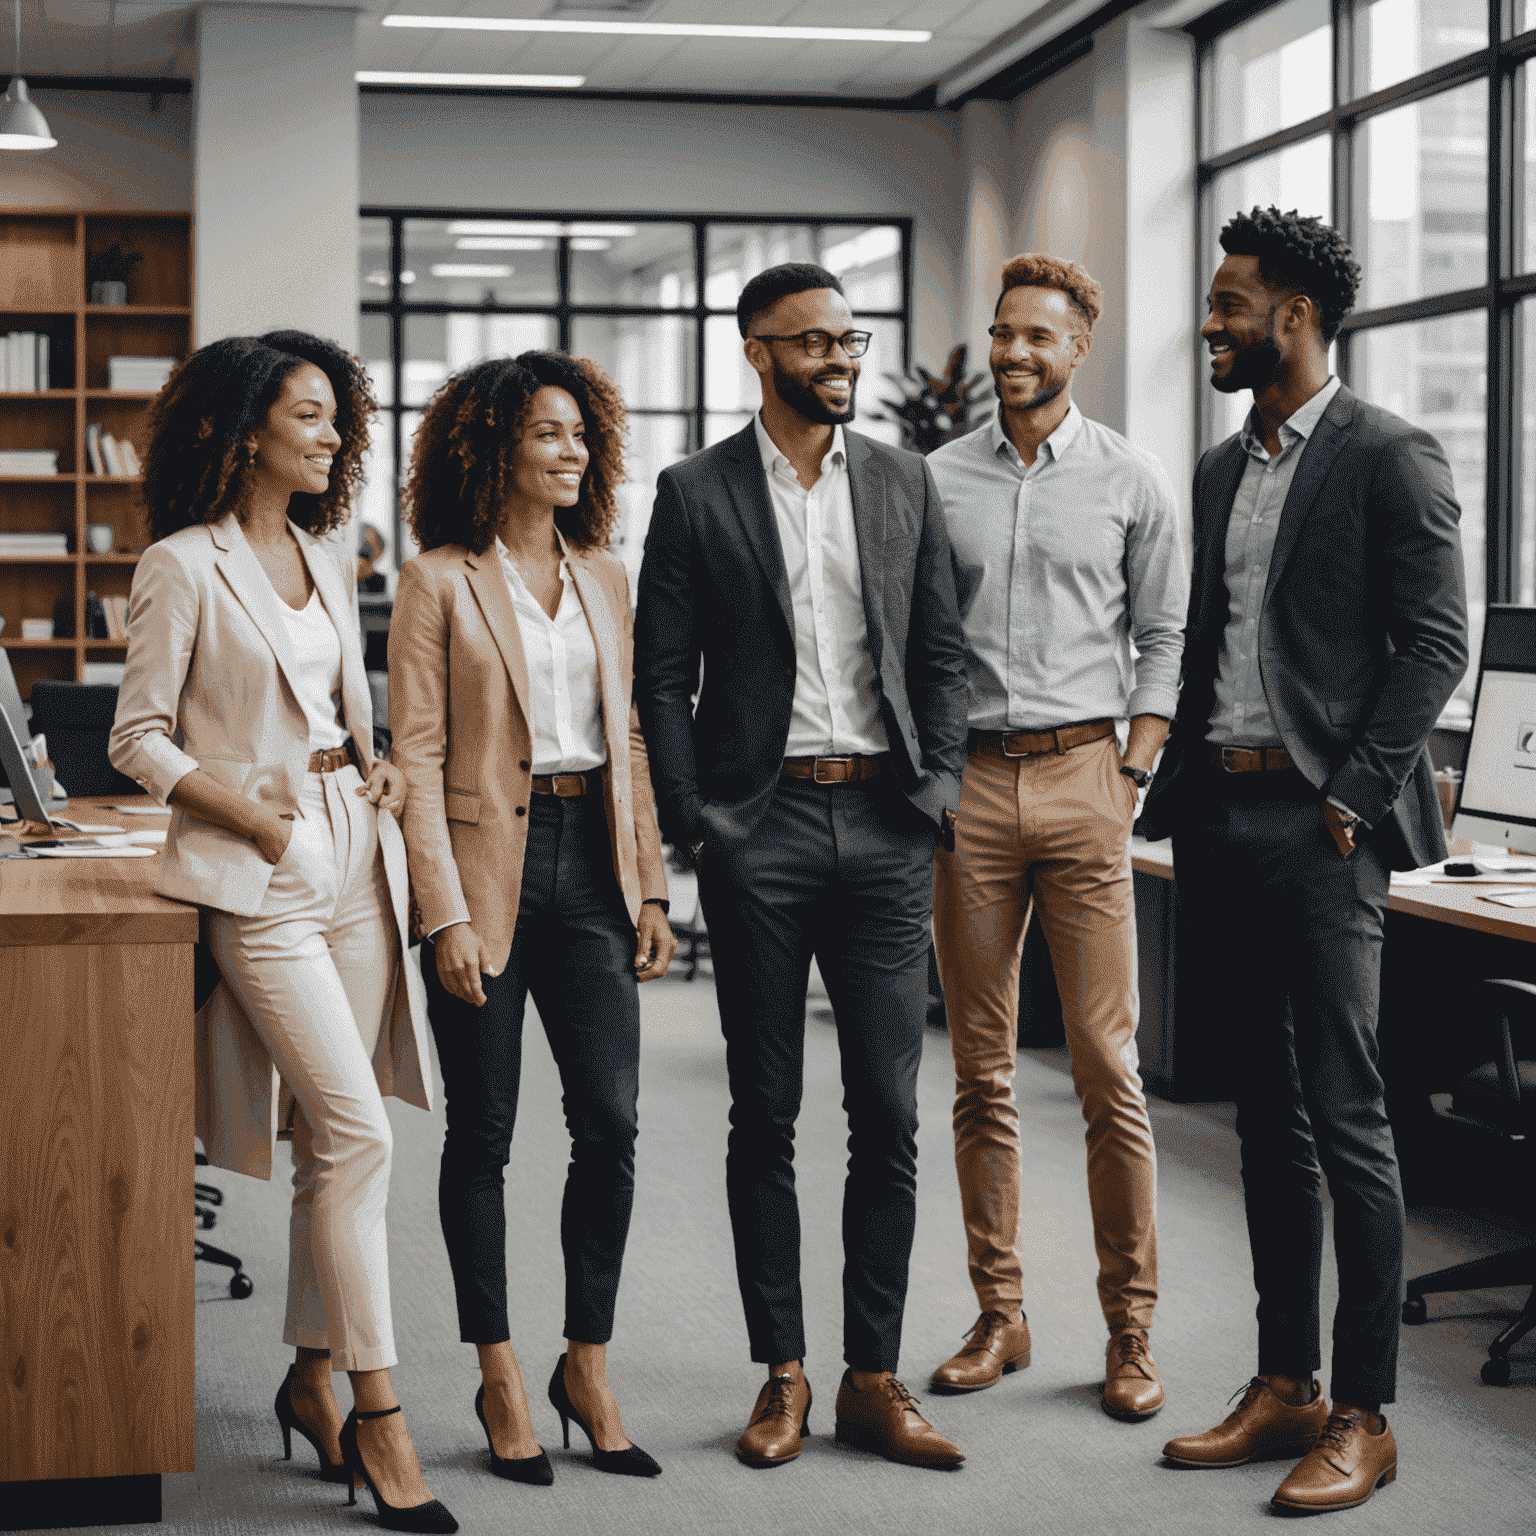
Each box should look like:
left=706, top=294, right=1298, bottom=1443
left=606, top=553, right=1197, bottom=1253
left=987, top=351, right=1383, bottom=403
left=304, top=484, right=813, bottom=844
left=1480, top=1357, right=1511, bottom=1387
left=1401, top=1296, right=1427, bottom=1325
left=229, top=1271, right=254, bottom=1300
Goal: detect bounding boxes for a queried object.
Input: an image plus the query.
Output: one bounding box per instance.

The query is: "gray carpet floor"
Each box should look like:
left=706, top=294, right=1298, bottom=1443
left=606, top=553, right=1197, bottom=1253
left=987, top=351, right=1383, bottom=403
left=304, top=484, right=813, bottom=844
left=52, top=962, right=1536, bottom=1534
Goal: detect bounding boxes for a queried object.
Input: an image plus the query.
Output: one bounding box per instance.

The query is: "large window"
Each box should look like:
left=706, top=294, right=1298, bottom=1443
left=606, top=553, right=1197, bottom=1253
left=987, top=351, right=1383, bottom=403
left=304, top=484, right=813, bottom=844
left=356, top=214, right=911, bottom=587
left=1196, top=0, right=1536, bottom=716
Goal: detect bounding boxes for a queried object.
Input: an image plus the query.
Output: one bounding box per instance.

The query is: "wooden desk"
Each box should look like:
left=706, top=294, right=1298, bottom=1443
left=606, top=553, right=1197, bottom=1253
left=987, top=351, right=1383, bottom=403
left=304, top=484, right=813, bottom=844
left=0, top=797, right=197, bottom=1528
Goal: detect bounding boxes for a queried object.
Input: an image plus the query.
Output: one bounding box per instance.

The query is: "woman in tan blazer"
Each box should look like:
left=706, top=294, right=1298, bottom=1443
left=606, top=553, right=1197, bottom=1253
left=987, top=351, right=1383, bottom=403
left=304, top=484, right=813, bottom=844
left=390, top=351, right=675, bottom=1485
left=109, top=331, right=456, bottom=1535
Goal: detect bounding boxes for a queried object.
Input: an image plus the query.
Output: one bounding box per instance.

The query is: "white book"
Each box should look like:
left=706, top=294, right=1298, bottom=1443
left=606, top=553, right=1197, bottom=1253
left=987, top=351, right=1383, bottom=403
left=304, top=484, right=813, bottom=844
left=19, top=332, right=34, bottom=392
left=37, top=334, right=49, bottom=392
left=121, top=440, right=142, bottom=476
left=86, top=424, right=104, bottom=475
left=100, top=434, right=126, bottom=477
left=1, top=332, right=9, bottom=391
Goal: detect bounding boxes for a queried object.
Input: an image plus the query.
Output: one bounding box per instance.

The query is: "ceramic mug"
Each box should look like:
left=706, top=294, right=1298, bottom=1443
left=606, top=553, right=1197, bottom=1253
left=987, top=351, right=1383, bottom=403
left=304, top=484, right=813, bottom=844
left=86, top=524, right=115, bottom=554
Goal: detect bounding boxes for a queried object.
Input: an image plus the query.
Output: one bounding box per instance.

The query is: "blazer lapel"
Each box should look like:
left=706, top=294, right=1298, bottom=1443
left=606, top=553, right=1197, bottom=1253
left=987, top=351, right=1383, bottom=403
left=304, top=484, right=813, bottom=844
left=210, top=512, right=306, bottom=704
left=843, top=430, right=887, bottom=669
left=563, top=544, right=626, bottom=752
left=463, top=548, right=532, bottom=733
left=719, top=422, right=794, bottom=641
left=295, top=526, right=373, bottom=768
left=1262, top=385, right=1356, bottom=607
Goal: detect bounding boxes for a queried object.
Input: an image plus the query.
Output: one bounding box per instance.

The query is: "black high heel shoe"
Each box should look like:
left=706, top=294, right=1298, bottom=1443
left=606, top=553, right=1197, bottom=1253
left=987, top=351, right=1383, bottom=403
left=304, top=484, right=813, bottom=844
left=338, top=1405, right=459, bottom=1533
left=474, top=1383, right=554, bottom=1485
left=546, top=1353, right=661, bottom=1477
left=274, top=1364, right=351, bottom=1484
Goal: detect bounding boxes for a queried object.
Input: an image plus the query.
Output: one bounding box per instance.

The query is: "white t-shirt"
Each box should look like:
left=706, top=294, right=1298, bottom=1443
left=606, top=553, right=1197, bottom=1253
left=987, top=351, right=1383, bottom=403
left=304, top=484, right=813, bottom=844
left=278, top=589, right=349, bottom=751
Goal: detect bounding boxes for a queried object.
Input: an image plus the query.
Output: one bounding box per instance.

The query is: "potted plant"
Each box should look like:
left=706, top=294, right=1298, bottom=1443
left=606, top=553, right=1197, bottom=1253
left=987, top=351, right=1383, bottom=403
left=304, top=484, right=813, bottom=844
left=873, top=344, right=992, bottom=456
left=87, top=244, right=144, bottom=306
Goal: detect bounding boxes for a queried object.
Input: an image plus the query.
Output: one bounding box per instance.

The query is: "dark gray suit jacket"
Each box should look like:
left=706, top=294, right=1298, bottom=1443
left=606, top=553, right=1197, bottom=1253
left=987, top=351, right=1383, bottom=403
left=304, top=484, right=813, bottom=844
left=634, top=422, right=969, bottom=853
left=1140, top=383, right=1468, bottom=871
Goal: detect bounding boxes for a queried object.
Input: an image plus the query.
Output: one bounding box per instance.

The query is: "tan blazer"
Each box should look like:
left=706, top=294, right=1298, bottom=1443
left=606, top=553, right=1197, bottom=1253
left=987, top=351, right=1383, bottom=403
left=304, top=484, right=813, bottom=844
left=109, top=512, right=432, bottom=1179
left=389, top=536, right=667, bottom=971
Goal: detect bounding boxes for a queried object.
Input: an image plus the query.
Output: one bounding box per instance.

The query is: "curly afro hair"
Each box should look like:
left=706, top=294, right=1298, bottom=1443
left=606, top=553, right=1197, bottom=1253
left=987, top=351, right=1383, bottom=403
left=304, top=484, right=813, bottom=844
left=140, top=330, right=375, bottom=545
left=1218, top=206, right=1361, bottom=344
left=403, top=350, right=626, bottom=557
left=995, top=252, right=1104, bottom=329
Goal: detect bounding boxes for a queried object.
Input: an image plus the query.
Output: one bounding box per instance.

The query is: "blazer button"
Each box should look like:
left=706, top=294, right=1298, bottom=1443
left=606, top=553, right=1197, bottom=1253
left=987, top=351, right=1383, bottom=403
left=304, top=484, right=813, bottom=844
left=519, top=760, right=530, bottom=771
left=515, top=806, right=526, bottom=816
left=785, top=667, right=793, bottom=678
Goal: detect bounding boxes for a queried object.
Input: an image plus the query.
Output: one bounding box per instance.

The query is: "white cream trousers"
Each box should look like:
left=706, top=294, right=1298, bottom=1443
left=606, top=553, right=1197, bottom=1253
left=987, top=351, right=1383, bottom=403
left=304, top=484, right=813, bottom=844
left=205, top=765, right=398, bottom=1372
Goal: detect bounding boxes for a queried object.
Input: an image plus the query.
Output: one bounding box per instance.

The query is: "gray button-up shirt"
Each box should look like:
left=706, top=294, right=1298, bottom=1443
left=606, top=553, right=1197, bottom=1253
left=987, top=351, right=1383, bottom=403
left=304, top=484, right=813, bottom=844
left=1207, top=375, right=1342, bottom=746
left=927, top=405, right=1188, bottom=730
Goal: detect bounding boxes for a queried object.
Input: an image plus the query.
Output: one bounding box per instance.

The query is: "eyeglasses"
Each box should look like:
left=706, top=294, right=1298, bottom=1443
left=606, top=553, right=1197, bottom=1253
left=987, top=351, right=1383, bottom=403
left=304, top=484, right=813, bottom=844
left=754, top=329, right=873, bottom=359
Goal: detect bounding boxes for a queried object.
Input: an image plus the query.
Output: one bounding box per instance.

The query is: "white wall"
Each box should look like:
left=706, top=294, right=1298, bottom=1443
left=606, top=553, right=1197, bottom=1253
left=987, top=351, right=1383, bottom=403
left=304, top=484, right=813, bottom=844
left=193, top=4, right=359, bottom=349
left=0, top=90, right=191, bottom=209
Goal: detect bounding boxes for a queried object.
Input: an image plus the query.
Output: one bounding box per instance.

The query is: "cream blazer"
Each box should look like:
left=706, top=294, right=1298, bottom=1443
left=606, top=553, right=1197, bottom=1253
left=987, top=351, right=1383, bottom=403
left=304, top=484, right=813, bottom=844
left=109, top=512, right=432, bottom=1179
left=389, top=535, right=668, bottom=971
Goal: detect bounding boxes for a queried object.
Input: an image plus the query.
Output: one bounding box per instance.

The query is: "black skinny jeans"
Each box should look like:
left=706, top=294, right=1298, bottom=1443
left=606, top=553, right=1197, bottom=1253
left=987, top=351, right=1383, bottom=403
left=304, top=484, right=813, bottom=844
left=425, top=792, right=641, bottom=1345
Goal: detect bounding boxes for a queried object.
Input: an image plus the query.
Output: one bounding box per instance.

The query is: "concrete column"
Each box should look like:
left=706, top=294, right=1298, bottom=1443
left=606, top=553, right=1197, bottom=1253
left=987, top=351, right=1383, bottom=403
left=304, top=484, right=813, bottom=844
left=193, top=4, right=359, bottom=350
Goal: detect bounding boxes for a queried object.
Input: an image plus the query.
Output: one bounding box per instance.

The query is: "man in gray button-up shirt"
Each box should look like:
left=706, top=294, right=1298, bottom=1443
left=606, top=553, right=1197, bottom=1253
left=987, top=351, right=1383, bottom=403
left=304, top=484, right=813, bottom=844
left=924, top=254, right=1188, bottom=1422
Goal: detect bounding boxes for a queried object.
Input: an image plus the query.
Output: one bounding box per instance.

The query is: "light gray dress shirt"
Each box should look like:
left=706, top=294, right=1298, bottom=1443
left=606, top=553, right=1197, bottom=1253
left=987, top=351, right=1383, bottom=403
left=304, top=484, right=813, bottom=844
left=927, top=404, right=1187, bottom=730
left=753, top=413, right=888, bottom=757
left=1207, top=375, right=1342, bottom=747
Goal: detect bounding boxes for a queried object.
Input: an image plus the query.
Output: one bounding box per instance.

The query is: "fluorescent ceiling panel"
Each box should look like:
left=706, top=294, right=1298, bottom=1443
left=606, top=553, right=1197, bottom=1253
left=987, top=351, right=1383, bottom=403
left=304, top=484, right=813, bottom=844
left=356, top=70, right=586, bottom=87
left=383, top=16, right=933, bottom=43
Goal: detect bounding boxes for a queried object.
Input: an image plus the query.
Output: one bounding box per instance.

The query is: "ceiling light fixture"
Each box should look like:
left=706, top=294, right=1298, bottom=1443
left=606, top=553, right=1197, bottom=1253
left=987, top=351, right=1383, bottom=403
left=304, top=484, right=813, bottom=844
left=446, top=220, right=639, bottom=239
left=0, top=1, right=56, bottom=150
left=455, top=236, right=550, bottom=251
left=430, top=263, right=513, bottom=278
left=356, top=70, right=586, bottom=88
left=383, top=16, right=932, bottom=43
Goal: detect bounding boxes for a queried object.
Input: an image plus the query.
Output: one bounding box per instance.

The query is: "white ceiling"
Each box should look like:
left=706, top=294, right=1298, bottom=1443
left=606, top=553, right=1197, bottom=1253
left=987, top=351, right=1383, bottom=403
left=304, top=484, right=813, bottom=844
left=9, top=0, right=1054, bottom=99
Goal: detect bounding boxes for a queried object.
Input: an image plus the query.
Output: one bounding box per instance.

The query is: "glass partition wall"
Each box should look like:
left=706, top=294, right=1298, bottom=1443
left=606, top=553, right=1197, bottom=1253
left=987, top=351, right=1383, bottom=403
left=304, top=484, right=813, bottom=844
left=358, top=213, right=911, bottom=586
left=1196, top=0, right=1536, bottom=716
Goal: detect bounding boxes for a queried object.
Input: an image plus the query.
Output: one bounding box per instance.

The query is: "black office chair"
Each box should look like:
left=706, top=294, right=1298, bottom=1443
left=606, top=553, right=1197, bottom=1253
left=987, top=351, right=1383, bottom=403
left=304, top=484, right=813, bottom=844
left=195, top=1151, right=254, bottom=1300
left=1402, top=977, right=1535, bottom=1385
left=29, top=681, right=141, bottom=798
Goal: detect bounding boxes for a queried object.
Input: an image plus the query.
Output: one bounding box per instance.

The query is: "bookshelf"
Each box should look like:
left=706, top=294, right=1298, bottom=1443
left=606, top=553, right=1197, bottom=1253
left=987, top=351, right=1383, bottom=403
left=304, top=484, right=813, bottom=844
left=0, top=208, right=191, bottom=699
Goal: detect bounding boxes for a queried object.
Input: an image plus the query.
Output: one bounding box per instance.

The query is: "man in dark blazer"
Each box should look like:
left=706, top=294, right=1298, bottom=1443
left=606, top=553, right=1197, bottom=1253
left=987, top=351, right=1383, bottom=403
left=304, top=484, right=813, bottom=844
left=1143, top=208, right=1467, bottom=1514
left=635, top=263, right=969, bottom=1471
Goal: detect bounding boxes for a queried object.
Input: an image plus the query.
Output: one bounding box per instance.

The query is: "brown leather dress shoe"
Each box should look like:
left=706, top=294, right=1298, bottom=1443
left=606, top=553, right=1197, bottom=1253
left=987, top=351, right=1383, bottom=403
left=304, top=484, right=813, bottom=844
left=735, top=1373, right=812, bottom=1468
left=1271, top=1411, right=1397, bottom=1513
left=834, top=1372, right=964, bottom=1469
left=1102, top=1329, right=1165, bottom=1421
left=929, top=1311, right=1032, bottom=1393
left=1162, top=1378, right=1328, bottom=1467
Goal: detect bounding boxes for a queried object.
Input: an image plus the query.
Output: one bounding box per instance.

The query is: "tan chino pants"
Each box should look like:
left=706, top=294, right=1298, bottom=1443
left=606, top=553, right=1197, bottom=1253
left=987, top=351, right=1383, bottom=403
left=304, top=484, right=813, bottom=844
left=932, top=734, right=1158, bottom=1334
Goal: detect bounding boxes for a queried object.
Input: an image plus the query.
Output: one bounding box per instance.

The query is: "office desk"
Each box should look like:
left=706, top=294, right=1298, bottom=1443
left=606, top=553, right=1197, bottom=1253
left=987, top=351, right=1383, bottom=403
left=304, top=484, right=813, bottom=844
left=1, top=797, right=197, bottom=1528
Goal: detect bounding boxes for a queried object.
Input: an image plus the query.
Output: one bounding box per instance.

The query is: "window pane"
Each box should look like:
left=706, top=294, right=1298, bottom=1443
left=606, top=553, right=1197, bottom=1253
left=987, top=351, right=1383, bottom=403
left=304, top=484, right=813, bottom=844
left=820, top=225, right=903, bottom=311
left=401, top=219, right=558, bottom=305
left=1518, top=300, right=1536, bottom=605
left=571, top=316, right=696, bottom=411
left=570, top=224, right=695, bottom=308
left=1206, top=136, right=1331, bottom=260
left=614, top=414, right=693, bottom=586
left=402, top=313, right=558, bottom=407
left=1354, top=312, right=1485, bottom=717
left=1204, top=0, right=1330, bottom=156
left=1523, top=66, right=1536, bottom=272
left=705, top=314, right=754, bottom=412
left=705, top=412, right=753, bottom=446
left=359, top=312, right=392, bottom=409
left=360, top=216, right=392, bottom=302
left=1353, top=0, right=1487, bottom=98
left=1357, top=80, right=1487, bottom=310
left=706, top=224, right=815, bottom=311
left=355, top=413, right=396, bottom=591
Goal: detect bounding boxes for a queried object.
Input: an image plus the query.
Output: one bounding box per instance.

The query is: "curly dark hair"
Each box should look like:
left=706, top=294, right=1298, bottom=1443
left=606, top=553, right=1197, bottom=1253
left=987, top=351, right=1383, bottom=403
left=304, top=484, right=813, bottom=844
left=1218, top=206, right=1362, bottom=345
left=140, top=330, right=375, bottom=544
left=403, top=351, right=626, bottom=556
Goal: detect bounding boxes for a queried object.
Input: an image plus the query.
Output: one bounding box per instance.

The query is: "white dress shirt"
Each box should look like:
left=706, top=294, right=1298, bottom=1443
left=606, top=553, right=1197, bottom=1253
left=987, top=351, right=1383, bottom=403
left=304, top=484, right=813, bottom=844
left=753, top=413, right=888, bottom=758
left=276, top=589, right=349, bottom=751
left=495, top=538, right=607, bottom=775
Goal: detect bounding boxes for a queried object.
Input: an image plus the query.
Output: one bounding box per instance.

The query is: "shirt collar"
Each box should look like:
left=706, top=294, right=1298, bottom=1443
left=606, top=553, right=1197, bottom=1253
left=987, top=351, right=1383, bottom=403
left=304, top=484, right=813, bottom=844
left=988, top=401, right=1083, bottom=466
left=1240, top=374, right=1342, bottom=459
left=754, top=411, right=846, bottom=481
left=495, top=527, right=572, bottom=582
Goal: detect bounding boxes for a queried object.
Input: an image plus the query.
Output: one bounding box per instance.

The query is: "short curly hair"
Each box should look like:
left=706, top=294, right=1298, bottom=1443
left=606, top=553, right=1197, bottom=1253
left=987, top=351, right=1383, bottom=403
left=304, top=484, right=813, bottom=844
left=995, top=253, right=1103, bottom=330
left=403, top=351, right=626, bottom=556
left=140, top=330, right=374, bottom=545
left=1218, top=206, right=1361, bottom=344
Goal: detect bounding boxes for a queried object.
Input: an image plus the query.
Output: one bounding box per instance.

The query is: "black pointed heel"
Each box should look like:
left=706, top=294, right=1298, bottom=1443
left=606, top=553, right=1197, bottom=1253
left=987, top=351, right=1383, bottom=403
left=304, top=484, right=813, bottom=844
left=338, top=1405, right=459, bottom=1533
left=273, top=1364, right=351, bottom=1484
left=546, top=1353, right=661, bottom=1478
left=474, top=1383, right=554, bottom=1485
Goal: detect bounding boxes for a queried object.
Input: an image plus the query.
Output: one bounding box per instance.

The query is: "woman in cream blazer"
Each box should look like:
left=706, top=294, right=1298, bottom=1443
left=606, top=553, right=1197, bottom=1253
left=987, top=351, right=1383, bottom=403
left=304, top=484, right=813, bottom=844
left=110, top=331, right=455, bottom=1535
left=390, top=350, right=674, bottom=1486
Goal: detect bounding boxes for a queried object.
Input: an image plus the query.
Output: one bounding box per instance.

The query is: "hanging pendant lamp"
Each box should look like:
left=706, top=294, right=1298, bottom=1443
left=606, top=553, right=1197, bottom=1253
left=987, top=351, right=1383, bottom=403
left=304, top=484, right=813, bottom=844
left=0, top=2, right=56, bottom=150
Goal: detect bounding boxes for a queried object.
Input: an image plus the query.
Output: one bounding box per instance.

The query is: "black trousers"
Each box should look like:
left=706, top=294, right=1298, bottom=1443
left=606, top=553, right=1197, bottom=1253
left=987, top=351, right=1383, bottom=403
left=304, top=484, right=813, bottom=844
left=699, top=774, right=935, bottom=1373
left=1173, top=767, right=1403, bottom=1407
left=425, top=793, right=640, bottom=1346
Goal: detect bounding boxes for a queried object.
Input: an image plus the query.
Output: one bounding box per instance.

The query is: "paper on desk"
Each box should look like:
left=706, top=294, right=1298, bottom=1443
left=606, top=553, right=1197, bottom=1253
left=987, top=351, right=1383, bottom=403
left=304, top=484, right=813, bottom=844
left=123, top=828, right=166, bottom=844
left=1481, top=889, right=1536, bottom=908
left=50, top=818, right=130, bottom=835
left=26, top=844, right=156, bottom=858
left=109, top=803, right=170, bottom=815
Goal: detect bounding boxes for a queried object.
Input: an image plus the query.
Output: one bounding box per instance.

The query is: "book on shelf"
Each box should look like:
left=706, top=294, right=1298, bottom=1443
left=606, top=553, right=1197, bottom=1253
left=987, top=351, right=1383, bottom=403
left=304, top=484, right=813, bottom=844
left=1, top=331, right=50, bottom=392
left=81, top=661, right=126, bottom=686
left=86, top=426, right=142, bottom=477
left=85, top=423, right=103, bottom=475
left=121, top=439, right=142, bottom=475
left=0, top=449, right=59, bottom=475
left=102, top=594, right=130, bottom=640
left=0, top=532, right=70, bottom=555
left=100, top=434, right=126, bottom=477
left=107, top=355, right=177, bottom=392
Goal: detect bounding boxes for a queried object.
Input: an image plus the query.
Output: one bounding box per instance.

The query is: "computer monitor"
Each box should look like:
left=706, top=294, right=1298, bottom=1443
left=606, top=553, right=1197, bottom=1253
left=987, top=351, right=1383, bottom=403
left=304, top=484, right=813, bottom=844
left=0, top=656, right=55, bottom=828
left=1453, top=604, right=1536, bottom=854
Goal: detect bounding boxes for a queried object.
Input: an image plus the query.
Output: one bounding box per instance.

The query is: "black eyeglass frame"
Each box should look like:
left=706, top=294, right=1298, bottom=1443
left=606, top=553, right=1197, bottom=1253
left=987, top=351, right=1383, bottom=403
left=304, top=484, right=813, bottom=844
left=752, top=328, right=874, bottom=358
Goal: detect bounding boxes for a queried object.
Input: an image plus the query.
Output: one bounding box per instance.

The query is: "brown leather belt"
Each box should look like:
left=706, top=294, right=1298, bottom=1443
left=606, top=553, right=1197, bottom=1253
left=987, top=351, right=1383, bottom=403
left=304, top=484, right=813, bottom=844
left=969, top=719, right=1115, bottom=758
left=1209, top=745, right=1296, bottom=773
left=780, top=754, right=886, bottom=785
left=531, top=769, right=601, bottom=797
left=307, top=740, right=357, bottom=774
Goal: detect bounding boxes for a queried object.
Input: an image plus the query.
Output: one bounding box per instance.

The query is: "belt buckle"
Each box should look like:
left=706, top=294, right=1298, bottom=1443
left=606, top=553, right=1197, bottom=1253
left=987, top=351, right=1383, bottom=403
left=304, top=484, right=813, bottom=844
left=1000, top=733, right=1031, bottom=758
left=812, top=756, right=851, bottom=784
left=554, top=774, right=582, bottom=798
left=1218, top=746, right=1247, bottom=773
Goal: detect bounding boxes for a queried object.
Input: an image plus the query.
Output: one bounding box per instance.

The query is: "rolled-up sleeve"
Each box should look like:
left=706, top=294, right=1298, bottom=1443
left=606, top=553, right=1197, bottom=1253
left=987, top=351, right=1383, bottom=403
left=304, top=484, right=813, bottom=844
left=1125, top=463, right=1189, bottom=721
left=109, top=542, right=203, bottom=804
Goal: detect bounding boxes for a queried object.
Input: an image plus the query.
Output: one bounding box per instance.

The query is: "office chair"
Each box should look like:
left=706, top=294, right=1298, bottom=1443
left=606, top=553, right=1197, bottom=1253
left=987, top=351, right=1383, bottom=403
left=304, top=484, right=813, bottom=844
left=1402, top=977, right=1535, bottom=1386
left=195, top=1151, right=254, bottom=1300
left=29, top=681, right=140, bottom=798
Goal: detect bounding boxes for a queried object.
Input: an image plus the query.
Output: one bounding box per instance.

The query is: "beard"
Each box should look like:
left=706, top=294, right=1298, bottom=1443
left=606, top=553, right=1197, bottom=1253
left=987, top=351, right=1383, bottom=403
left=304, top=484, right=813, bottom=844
left=1213, top=309, right=1282, bottom=395
left=993, top=360, right=1070, bottom=414
left=773, top=362, right=857, bottom=426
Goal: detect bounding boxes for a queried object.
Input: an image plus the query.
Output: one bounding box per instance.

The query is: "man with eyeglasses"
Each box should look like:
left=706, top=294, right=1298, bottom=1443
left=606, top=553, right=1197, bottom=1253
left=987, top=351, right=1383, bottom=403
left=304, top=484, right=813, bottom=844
left=635, top=262, right=970, bottom=1471
left=924, top=254, right=1187, bottom=1422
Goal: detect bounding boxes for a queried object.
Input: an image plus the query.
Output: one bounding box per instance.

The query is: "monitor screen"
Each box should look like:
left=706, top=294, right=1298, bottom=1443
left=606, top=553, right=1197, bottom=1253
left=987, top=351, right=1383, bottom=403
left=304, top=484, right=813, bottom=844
left=1454, top=605, right=1536, bottom=849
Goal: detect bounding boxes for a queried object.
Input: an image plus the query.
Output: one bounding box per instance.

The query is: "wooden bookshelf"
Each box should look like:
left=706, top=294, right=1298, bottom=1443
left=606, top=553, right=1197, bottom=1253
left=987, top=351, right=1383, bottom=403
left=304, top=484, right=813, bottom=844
left=0, top=208, right=191, bottom=698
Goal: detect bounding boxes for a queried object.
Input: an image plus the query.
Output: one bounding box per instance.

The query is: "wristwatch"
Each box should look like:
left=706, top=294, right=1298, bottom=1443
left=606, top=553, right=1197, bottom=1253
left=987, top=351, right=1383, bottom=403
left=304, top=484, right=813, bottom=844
left=689, top=837, right=706, bottom=863
left=642, top=897, right=671, bottom=915
left=1119, top=765, right=1153, bottom=789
